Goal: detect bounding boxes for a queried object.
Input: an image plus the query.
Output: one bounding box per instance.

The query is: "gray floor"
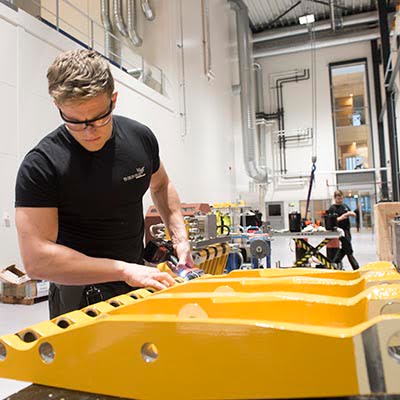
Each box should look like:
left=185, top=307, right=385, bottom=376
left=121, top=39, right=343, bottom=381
left=0, top=230, right=378, bottom=399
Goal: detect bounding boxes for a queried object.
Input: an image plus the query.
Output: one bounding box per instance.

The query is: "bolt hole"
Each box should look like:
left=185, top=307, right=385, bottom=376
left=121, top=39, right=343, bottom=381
left=141, top=342, right=159, bottom=363
left=85, top=308, right=99, bottom=317
left=0, top=343, right=6, bottom=361
left=19, top=330, right=39, bottom=343
left=388, top=331, right=400, bottom=364
left=56, top=319, right=71, bottom=329
left=380, top=301, right=400, bottom=315
left=39, top=342, right=55, bottom=364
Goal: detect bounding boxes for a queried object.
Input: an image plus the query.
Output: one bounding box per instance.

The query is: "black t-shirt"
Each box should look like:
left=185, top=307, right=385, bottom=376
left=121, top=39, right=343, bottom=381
left=328, top=203, right=351, bottom=232
left=15, top=115, right=160, bottom=264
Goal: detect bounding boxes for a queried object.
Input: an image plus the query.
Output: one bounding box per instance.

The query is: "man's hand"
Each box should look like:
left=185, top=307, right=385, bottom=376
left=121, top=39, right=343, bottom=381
left=123, top=264, right=176, bottom=291
left=174, top=240, right=194, bottom=269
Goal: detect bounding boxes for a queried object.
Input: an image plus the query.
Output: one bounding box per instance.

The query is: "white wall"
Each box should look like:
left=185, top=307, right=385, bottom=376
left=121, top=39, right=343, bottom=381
left=0, top=0, right=238, bottom=268
left=233, top=41, right=381, bottom=220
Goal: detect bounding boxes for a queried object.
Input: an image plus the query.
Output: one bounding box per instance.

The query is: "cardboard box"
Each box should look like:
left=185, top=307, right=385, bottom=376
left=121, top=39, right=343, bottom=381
left=374, top=202, right=400, bottom=261
left=0, top=265, right=49, bottom=299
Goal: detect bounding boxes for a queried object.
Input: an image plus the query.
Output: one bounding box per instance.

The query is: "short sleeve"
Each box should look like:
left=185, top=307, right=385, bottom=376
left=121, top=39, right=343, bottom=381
left=145, top=127, right=160, bottom=174
left=15, top=150, right=59, bottom=208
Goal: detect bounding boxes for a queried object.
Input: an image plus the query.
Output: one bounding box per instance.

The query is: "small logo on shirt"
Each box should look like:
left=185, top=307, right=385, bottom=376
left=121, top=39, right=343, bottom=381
left=123, top=166, right=146, bottom=182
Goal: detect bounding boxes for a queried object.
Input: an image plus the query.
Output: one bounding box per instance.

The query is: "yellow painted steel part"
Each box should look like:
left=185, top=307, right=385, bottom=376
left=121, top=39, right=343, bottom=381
left=1, top=261, right=400, bottom=399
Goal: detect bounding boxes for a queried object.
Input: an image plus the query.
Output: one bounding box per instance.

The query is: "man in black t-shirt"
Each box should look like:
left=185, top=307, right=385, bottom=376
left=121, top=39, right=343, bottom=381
left=327, top=190, right=359, bottom=270
left=15, top=49, right=193, bottom=318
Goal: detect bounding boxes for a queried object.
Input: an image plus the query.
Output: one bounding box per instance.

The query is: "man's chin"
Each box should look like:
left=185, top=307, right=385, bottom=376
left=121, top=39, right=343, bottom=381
left=81, top=139, right=106, bottom=152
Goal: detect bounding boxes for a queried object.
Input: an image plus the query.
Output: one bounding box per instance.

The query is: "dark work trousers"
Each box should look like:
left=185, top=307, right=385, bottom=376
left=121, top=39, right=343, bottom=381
left=333, top=230, right=360, bottom=270
left=48, top=281, right=135, bottom=319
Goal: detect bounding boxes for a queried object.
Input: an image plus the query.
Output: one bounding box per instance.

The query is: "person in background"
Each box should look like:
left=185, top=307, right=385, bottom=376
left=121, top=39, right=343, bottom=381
left=328, top=190, right=360, bottom=270
left=15, top=49, right=193, bottom=318
left=354, top=204, right=361, bottom=232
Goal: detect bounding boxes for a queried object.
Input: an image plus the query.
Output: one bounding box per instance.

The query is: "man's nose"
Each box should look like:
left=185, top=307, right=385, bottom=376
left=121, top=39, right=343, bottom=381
left=83, top=124, right=96, bottom=133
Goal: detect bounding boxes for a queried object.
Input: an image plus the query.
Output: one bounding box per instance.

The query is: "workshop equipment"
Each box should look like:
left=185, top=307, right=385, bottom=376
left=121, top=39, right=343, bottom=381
left=192, top=243, right=230, bottom=275
left=143, top=239, right=205, bottom=280
left=249, top=236, right=271, bottom=268
left=144, top=203, right=211, bottom=243
left=288, top=211, right=301, bottom=232
left=2, top=261, right=400, bottom=399
left=324, top=211, right=338, bottom=230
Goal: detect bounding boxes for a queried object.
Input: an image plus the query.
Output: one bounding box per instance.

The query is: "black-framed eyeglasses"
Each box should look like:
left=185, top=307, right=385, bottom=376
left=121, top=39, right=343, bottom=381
left=59, top=100, right=113, bottom=132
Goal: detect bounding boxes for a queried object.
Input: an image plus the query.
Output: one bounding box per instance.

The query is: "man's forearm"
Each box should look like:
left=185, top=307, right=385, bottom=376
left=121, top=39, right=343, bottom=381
left=151, top=181, right=187, bottom=244
left=22, top=239, right=127, bottom=285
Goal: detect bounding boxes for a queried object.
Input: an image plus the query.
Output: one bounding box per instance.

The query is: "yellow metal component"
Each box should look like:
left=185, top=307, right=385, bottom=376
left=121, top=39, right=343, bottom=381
left=165, top=271, right=400, bottom=297
left=227, top=261, right=395, bottom=280
left=192, top=243, right=228, bottom=275
left=1, top=261, right=400, bottom=399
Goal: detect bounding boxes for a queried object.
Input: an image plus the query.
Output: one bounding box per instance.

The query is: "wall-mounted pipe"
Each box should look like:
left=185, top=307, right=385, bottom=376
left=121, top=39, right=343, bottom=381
left=254, top=63, right=266, bottom=168
left=230, top=0, right=267, bottom=183
left=112, top=0, right=129, bottom=37
left=100, top=0, right=120, bottom=63
left=126, top=0, right=142, bottom=46
left=201, top=0, right=215, bottom=81
left=252, top=11, right=377, bottom=43
left=141, top=0, right=155, bottom=21
left=254, top=29, right=379, bottom=58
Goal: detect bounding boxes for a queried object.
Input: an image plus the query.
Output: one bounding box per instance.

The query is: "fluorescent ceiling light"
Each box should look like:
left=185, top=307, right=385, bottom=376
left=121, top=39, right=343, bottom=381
left=299, top=14, right=315, bottom=25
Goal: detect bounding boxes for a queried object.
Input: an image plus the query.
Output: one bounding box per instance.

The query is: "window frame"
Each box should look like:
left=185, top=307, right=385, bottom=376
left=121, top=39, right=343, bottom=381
left=328, top=58, right=375, bottom=171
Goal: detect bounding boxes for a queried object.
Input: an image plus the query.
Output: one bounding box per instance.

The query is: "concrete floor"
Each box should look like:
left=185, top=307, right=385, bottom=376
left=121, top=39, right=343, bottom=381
left=0, top=230, right=379, bottom=399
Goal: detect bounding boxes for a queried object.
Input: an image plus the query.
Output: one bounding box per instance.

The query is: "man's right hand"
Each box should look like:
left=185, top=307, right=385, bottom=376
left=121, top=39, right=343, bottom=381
left=123, top=264, right=176, bottom=291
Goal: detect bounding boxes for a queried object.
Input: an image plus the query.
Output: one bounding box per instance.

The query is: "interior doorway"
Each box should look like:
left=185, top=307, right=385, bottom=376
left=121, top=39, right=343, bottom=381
left=339, top=188, right=374, bottom=230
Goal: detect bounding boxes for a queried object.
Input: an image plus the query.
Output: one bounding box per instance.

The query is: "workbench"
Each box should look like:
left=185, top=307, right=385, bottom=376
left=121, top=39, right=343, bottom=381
left=7, top=384, right=400, bottom=400
left=271, top=230, right=341, bottom=268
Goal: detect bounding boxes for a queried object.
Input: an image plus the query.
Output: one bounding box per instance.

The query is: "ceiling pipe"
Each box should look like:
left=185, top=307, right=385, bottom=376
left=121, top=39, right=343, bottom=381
left=252, top=11, right=378, bottom=43
left=141, top=0, right=155, bottom=21
left=329, top=0, right=336, bottom=30
left=112, top=0, right=129, bottom=37
left=254, top=29, right=379, bottom=58
left=126, top=0, right=142, bottom=46
left=230, top=0, right=267, bottom=183
left=100, top=0, right=120, bottom=63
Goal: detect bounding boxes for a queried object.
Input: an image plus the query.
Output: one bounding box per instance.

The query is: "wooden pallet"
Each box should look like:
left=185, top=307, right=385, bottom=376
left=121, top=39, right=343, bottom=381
left=0, top=295, right=48, bottom=305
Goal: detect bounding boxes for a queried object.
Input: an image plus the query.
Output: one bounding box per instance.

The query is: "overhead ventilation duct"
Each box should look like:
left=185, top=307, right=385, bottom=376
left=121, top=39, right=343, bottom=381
left=101, top=0, right=121, bottom=63
left=112, top=0, right=129, bottom=37
left=141, top=0, right=155, bottom=21
left=252, top=12, right=378, bottom=43
left=329, top=0, right=343, bottom=31
left=254, top=29, right=379, bottom=58
left=126, top=0, right=142, bottom=46
left=230, top=0, right=267, bottom=183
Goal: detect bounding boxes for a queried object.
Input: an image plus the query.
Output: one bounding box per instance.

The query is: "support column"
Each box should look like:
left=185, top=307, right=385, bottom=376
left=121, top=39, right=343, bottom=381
left=378, top=0, right=400, bottom=200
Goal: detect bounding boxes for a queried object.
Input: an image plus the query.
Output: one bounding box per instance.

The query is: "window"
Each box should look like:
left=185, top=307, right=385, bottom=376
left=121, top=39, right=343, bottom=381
left=330, top=60, right=373, bottom=171
left=268, top=204, right=282, bottom=217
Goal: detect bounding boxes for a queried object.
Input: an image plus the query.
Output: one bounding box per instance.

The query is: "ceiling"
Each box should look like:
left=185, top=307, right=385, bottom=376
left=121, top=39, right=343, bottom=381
left=243, top=0, right=392, bottom=33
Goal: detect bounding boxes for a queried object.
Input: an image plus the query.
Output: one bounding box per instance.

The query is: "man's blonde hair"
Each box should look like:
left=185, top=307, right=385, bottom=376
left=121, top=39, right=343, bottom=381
left=334, top=190, right=344, bottom=198
left=47, top=49, right=114, bottom=104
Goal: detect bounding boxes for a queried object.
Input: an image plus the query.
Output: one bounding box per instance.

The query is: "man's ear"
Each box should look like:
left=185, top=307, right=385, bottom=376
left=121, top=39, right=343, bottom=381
left=112, top=92, right=118, bottom=109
